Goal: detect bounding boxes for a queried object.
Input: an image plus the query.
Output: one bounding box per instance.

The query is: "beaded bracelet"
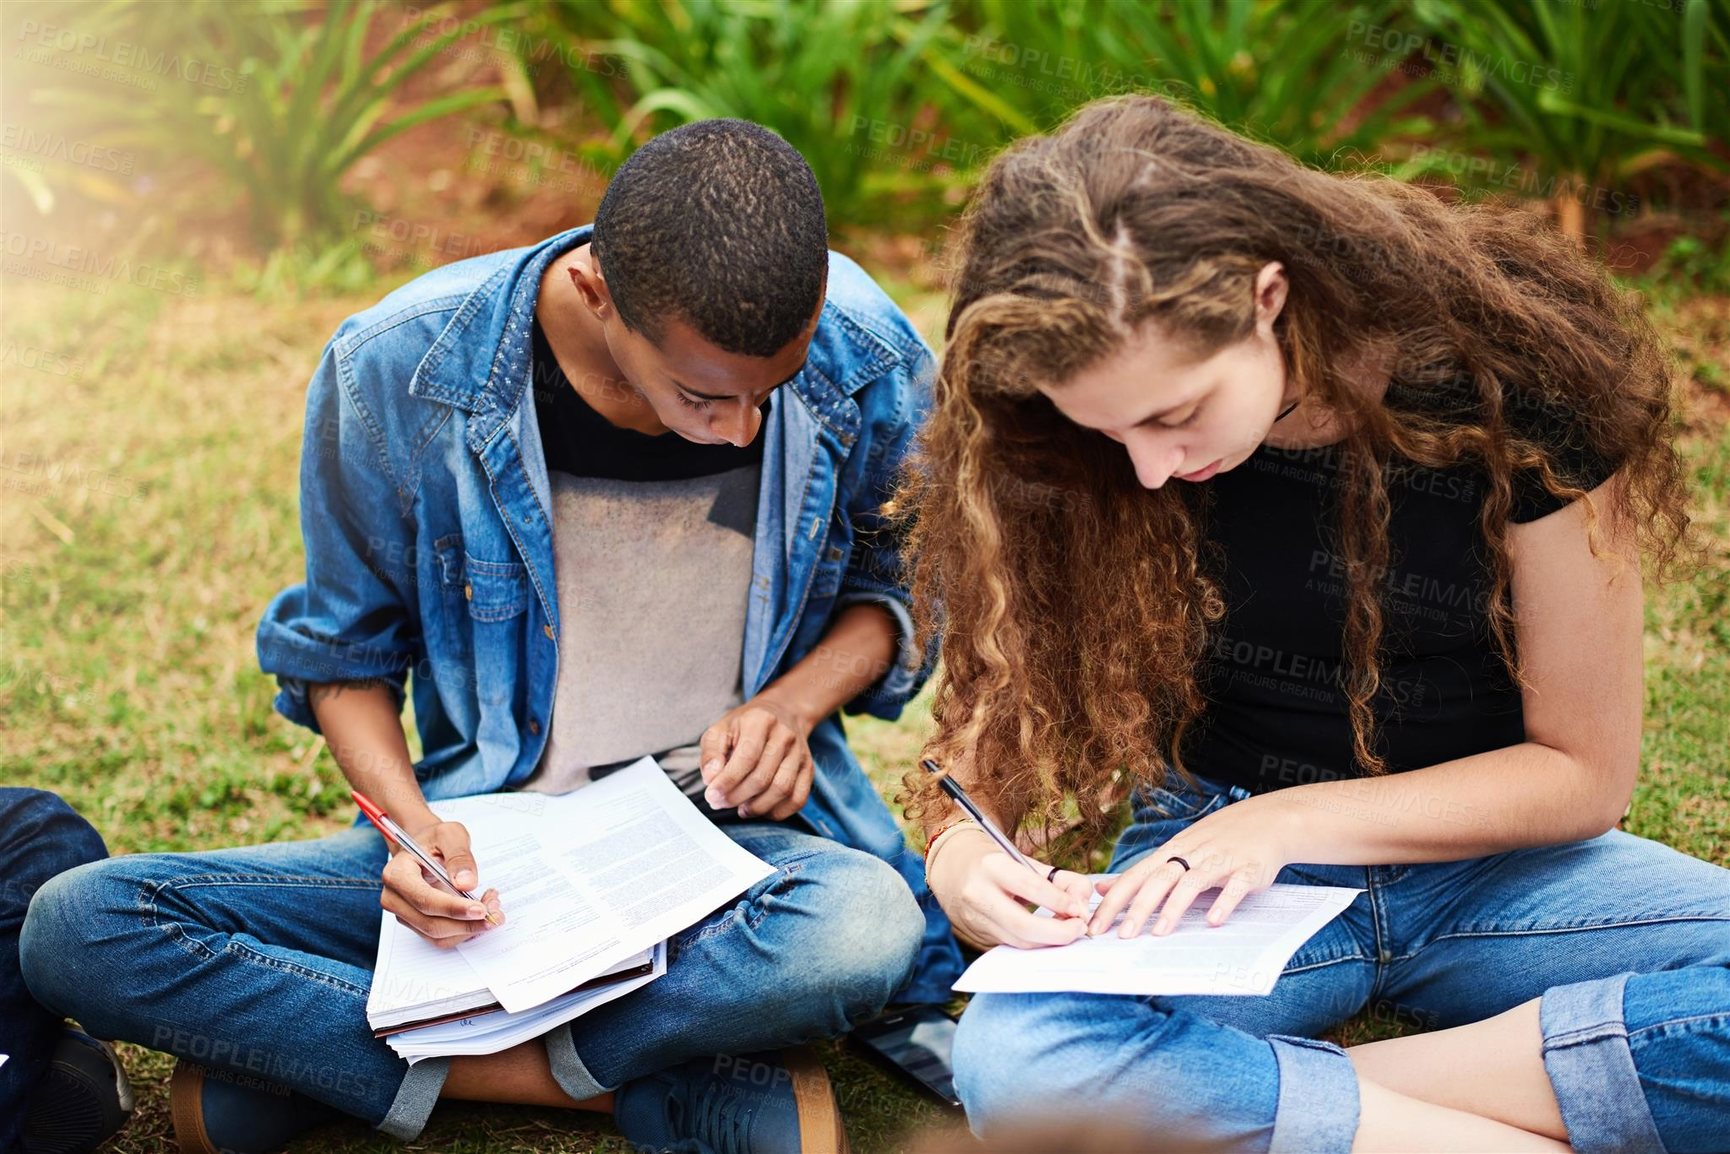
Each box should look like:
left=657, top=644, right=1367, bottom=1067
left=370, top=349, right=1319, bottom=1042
left=922, top=816, right=981, bottom=870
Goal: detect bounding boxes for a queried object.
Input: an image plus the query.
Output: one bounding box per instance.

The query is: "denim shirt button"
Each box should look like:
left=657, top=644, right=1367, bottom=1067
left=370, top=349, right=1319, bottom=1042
left=463, top=582, right=473, bottom=601
left=542, top=624, right=555, bottom=641
left=528, top=718, right=540, bottom=735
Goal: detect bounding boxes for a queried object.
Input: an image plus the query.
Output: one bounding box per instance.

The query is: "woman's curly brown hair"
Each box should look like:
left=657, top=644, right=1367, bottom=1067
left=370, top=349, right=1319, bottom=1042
left=895, top=94, right=1691, bottom=848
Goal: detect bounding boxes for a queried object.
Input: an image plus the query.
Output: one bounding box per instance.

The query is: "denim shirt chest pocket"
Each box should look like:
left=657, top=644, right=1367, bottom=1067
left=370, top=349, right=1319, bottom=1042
left=432, top=533, right=531, bottom=706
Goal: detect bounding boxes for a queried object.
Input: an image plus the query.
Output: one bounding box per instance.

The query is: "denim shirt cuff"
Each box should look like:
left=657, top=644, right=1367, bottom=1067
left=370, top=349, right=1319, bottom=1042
left=836, top=591, right=921, bottom=716
left=273, top=679, right=321, bottom=733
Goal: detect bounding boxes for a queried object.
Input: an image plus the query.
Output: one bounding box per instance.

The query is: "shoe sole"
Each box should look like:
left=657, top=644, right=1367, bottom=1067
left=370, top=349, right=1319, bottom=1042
left=20, top=1032, right=133, bottom=1154
left=169, top=1062, right=219, bottom=1154
left=778, top=1047, right=850, bottom=1154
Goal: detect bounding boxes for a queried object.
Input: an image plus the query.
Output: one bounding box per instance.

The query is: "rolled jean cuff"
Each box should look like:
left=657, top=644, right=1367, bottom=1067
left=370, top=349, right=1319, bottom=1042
left=378, top=1056, right=450, bottom=1140
left=1266, top=1034, right=1360, bottom=1154
left=1540, top=973, right=1666, bottom=1154
left=546, top=1023, right=610, bottom=1102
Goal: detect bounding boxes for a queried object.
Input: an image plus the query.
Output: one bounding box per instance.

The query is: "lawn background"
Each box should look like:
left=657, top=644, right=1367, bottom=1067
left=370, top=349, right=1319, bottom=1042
left=2, top=0, right=1726, bottom=1147
left=2, top=265, right=1725, bottom=1153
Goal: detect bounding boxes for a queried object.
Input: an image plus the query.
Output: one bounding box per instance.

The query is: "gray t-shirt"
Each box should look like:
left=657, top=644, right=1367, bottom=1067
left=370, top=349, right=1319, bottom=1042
left=524, top=466, right=759, bottom=797
left=520, top=314, right=764, bottom=802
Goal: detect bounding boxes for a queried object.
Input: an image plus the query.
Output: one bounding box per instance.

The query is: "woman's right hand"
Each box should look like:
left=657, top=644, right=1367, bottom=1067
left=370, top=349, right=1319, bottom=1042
left=926, top=826, right=1096, bottom=950
left=379, top=816, right=504, bottom=949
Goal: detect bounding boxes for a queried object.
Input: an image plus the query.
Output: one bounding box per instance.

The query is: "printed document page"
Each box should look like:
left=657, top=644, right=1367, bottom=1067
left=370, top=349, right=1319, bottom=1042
left=366, top=909, right=653, bottom=1031
left=389, top=941, right=668, bottom=1063
left=447, top=758, right=773, bottom=1012
left=954, top=881, right=1362, bottom=996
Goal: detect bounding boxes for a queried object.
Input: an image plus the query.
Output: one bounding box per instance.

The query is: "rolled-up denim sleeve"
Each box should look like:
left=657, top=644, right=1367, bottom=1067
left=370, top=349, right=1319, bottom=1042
left=838, top=345, right=937, bottom=721
left=255, top=336, right=417, bottom=733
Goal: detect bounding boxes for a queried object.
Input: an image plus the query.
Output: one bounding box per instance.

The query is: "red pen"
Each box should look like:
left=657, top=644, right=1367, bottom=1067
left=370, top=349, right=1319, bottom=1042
left=352, top=790, right=500, bottom=926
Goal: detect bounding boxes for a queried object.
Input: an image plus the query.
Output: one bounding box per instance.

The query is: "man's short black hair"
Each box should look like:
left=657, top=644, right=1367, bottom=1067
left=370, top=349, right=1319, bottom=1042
left=592, top=119, right=828, bottom=358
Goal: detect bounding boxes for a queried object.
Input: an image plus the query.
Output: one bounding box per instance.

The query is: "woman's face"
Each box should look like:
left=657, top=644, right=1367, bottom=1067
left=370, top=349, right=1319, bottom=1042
left=1037, top=262, right=1291, bottom=489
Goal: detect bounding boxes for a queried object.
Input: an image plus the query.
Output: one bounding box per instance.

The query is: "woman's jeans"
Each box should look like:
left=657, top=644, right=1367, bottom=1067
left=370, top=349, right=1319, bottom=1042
left=19, top=820, right=923, bottom=1139
left=953, top=773, right=1730, bottom=1154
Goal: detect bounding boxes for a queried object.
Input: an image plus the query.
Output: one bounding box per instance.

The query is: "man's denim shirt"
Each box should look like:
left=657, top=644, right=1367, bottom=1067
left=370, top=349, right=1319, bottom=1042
left=256, top=225, right=961, bottom=1002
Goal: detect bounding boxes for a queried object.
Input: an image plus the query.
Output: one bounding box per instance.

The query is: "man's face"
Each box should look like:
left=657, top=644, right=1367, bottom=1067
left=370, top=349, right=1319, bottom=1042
left=602, top=306, right=819, bottom=446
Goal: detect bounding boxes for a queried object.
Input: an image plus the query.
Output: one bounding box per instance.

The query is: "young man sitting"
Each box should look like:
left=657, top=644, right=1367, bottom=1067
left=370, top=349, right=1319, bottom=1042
left=21, top=119, right=960, bottom=1154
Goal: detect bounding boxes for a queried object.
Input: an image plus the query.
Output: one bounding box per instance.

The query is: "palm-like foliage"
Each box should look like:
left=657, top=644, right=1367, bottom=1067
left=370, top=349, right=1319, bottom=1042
left=930, top=0, right=1438, bottom=171
left=544, top=0, right=964, bottom=225
left=16, top=0, right=520, bottom=248
left=1403, top=0, right=1728, bottom=239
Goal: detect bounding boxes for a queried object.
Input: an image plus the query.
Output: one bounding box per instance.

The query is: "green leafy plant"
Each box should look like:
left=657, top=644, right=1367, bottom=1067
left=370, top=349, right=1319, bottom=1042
left=929, top=0, right=1438, bottom=172
left=19, top=0, right=521, bottom=249
left=1402, top=0, right=1729, bottom=241
left=541, top=0, right=966, bottom=227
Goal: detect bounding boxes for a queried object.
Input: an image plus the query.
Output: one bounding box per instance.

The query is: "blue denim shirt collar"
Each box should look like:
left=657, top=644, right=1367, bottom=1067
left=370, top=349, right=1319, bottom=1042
left=407, top=225, right=895, bottom=448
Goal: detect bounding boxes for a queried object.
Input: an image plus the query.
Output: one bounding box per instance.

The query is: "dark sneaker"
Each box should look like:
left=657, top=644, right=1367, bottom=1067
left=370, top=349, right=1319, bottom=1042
left=614, top=1047, right=849, bottom=1154
left=20, top=1027, right=134, bottom=1154
left=168, top=1061, right=339, bottom=1154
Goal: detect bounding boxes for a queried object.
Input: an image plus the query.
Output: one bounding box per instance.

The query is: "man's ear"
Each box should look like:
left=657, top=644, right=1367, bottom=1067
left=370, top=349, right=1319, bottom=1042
left=566, top=253, right=614, bottom=321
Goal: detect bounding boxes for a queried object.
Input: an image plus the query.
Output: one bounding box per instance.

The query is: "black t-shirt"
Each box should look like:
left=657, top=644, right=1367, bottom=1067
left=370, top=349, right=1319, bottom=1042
left=1183, top=376, right=1623, bottom=793
left=530, top=317, right=766, bottom=481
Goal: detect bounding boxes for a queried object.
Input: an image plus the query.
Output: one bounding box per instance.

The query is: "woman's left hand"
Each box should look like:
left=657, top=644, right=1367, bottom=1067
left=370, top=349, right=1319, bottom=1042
left=1088, top=791, right=1302, bottom=938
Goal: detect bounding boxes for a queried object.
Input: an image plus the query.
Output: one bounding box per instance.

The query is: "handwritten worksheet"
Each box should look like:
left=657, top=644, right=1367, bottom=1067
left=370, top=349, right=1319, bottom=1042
left=954, top=881, right=1363, bottom=996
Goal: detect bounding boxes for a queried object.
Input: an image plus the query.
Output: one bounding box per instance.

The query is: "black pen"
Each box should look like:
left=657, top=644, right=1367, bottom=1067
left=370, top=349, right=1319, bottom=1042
left=922, top=759, right=1089, bottom=924
left=920, top=757, right=1041, bottom=873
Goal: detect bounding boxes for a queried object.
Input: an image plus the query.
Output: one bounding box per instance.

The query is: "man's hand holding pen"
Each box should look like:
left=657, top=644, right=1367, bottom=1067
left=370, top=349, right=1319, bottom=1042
left=377, top=811, right=506, bottom=950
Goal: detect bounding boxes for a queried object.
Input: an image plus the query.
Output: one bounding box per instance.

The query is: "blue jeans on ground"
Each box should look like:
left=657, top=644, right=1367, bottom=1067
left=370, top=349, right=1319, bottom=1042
left=0, top=789, right=110, bottom=1152
left=19, top=820, right=923, bottom=1139
left=953, top=772, right=1730, bottom=1154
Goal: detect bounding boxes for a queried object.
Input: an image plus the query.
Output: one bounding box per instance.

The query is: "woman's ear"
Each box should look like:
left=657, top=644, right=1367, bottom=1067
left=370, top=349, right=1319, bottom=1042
left=1254, top=261, right=1288, bottom=330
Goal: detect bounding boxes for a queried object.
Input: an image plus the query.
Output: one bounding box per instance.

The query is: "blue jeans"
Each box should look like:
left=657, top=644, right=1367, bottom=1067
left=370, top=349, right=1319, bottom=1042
left=19, top=820, right=923, bottom=1139
left=0, top=789, right=110, bottom=1152
left=954, top=773, right=1730, bottom=1153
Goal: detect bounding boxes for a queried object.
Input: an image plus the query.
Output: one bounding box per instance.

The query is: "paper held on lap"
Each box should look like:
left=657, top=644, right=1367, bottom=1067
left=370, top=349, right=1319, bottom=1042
left=366, top=757, right=774, bottom=1049
left=954, top=881, right=1363, bottom=996
left=452, top=757, right=773, bottom=1011
left=384, top=941, right=667, bottom=1064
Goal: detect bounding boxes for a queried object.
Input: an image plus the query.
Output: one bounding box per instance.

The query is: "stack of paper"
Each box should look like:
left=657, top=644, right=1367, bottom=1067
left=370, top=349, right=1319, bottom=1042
left=365, top=910, right=663, bottom=1062
left=953, top=881, right=1363, bottom=996
left=365, top=758, right=775, bottom=1061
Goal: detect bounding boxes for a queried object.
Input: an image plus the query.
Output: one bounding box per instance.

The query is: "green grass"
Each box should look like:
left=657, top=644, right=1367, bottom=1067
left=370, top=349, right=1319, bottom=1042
left=2, top=276, right=1725, bottom=1152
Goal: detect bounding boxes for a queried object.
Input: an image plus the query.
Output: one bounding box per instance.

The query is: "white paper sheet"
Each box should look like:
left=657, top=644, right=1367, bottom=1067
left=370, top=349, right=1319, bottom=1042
left=954, top=881, right=1363, bottom=996
left=366, top=908, right=653, bottom=1031
left=447, top=758, right=773, bottom=1012
left=388, top=941, right=667, bottom=1063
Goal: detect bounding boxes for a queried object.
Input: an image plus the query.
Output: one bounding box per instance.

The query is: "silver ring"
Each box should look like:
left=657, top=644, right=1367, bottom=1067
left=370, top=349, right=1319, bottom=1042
left=1166, top=855, right=1191, bottom=872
